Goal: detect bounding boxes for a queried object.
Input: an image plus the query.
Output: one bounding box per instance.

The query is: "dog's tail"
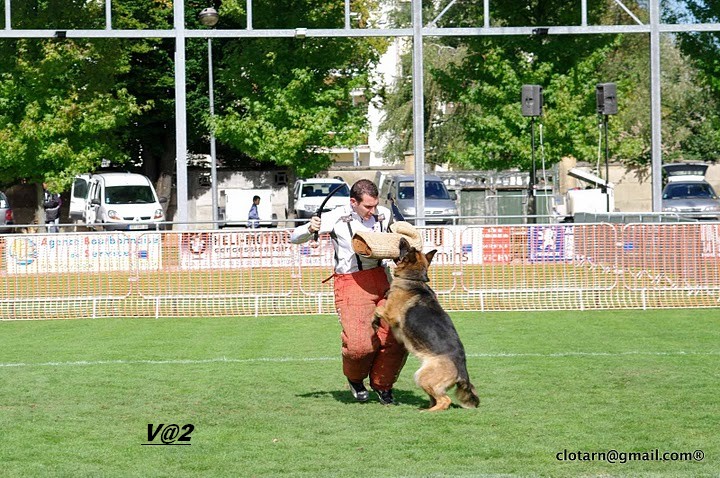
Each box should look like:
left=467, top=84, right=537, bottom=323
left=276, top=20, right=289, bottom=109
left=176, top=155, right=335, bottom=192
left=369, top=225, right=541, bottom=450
left=455, top=379, right=479, bottom=409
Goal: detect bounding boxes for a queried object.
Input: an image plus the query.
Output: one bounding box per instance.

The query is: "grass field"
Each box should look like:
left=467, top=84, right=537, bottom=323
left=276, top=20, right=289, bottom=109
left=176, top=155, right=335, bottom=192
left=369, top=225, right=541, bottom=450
left=1, top=310, right=718, bottom=477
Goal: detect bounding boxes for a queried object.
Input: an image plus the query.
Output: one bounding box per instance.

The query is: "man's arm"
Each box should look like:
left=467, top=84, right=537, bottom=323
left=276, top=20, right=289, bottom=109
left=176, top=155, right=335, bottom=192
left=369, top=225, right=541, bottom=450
left=43, top=194, right=60, bottom=209
left=290, top=215, right=322, bottom=244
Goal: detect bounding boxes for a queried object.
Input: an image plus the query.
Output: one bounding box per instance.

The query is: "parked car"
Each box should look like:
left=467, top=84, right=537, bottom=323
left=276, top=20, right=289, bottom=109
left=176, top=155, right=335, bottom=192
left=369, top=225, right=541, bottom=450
left=0, top=191, right=14, bottom=233
left=661, top=163, right=720, bottom=220
left=378, top=174, right=458, bottom=224
left=293, top=178, right=350, bottom=220
left=70, top=172, right=167, bottom=231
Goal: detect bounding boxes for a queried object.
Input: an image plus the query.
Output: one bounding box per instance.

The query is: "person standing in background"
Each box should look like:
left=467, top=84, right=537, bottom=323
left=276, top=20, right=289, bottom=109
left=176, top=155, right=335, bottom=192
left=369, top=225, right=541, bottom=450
left=43, top=183, right=62, bottom=233
left=248, top=195, right=261, bottom=228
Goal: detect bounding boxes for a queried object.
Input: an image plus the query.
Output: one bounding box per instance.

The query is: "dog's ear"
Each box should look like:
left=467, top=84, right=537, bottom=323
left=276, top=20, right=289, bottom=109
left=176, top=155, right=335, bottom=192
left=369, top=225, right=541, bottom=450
left=397, top=237, right=411, bottom=261
left=425, top=249, right=437, bottom=264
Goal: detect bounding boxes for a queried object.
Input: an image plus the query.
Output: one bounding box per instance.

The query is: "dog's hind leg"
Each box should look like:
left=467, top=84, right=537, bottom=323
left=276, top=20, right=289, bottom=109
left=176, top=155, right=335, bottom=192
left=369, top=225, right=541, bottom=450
left=415, top=357, right=457, bottom=412
left=426, top=394, right=452, bottom=412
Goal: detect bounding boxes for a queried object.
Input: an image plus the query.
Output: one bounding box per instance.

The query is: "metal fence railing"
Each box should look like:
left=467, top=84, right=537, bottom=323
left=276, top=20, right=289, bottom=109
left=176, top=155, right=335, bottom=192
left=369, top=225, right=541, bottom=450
left=1, top=222, right=719, bottom=320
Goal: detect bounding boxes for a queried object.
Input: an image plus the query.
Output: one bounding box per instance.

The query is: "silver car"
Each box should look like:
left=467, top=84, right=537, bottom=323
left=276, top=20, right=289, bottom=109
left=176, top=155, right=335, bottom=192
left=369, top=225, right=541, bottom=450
left=379, top=174, right=459, bottom=224
left=662, top=163, right=720, bottom=220
left=0, top=191, right=15, bottom=232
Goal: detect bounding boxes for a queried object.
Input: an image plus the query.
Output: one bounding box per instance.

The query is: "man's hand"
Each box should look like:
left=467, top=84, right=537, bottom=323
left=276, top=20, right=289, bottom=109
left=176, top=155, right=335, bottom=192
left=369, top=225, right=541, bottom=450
left=308, top=215, right=321, bottom=234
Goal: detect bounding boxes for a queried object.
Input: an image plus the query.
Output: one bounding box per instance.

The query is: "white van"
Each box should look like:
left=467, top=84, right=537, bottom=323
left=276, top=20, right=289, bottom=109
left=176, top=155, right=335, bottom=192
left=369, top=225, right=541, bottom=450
left=69, top=172, right=167, bottom=231
left=293, top=178, right=350, bottom=220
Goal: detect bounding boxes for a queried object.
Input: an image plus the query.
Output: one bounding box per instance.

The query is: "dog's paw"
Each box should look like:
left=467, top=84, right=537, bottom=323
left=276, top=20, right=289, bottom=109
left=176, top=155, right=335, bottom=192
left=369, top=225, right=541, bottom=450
left=372, top=306, right=385, bottom=330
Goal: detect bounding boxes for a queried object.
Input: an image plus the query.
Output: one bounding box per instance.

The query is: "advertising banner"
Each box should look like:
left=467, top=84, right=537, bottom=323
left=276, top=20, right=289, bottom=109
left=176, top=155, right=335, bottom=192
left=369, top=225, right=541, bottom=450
left=179, top=230, right=300, bottom=269
left=528, top=225, right=575, bottom=263
left=479, top=226, right=513, bottom=264
left=5, top=232, right=162, bottom=274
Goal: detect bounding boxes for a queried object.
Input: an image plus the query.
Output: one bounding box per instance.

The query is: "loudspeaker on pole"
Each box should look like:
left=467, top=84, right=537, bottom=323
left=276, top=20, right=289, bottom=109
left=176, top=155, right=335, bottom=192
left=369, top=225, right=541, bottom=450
left=596, top=83, right=618, bottom=115
left=521, top=85, right=543, bottom=117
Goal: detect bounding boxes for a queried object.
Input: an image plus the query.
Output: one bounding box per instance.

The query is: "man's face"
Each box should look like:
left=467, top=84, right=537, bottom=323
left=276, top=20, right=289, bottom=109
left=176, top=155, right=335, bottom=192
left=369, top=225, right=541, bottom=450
left=351, top=193, right=379, bottom=221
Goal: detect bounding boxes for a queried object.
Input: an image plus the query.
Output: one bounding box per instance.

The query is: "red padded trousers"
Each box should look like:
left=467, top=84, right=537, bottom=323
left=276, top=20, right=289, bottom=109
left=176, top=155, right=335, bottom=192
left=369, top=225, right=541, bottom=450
left=333, top=267, right=407, bottom=391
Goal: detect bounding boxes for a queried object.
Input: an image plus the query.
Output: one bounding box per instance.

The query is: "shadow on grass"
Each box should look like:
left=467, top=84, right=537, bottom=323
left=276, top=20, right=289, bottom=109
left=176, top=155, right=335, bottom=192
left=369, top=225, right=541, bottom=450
left=297, top=388, right=432, bottom=408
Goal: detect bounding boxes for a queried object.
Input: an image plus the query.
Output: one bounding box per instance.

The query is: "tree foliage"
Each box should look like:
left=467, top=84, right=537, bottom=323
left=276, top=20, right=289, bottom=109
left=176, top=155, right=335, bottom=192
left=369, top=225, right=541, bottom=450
left=3, top=0, right=720, bottom=195
left=0, top=0, right=385, bottom=188
left=211, top=0, right=383, bottom=178
left=671, top=1, right=720, bottom=94
left=667, top=0, right=720, bottom=163
left=0, top=1, right=149, bottom=190
left=380, top=0, right=720, bottom=171
left=379, top=42, right=473, bottom=166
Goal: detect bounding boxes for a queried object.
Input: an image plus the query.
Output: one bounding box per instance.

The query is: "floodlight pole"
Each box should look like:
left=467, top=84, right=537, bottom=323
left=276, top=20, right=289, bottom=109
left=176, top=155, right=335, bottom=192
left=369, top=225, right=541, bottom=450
left=199, top=7, right=220, bottom=228
left=4, top=0, right=10, bottom=29
left=208, top=37, right=218, bottom=227
left=650, top=0, right=663, bottom=212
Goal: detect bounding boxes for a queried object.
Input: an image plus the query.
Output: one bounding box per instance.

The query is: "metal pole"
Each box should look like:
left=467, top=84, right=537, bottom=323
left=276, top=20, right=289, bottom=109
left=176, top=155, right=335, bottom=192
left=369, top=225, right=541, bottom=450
left=344, top=0, right=351, bottom=29
left=208, top=37, right=218, bottom=227
left=105, top=0, right=112, bottom=30
left=528, top=117, right=536, bottom=224
left=173, top=0, right=189, bottom=229
left=650, top=0, right=663, bottom=211
left=604, top=114, right=610, bottom=212
left=412, top=0, right=426, bottom=226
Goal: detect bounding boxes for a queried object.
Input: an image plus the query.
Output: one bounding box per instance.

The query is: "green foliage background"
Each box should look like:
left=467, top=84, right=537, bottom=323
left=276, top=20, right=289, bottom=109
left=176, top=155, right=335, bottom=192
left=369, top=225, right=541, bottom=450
left=380, top=0, right=720, bottom=172
left=2, top=1, right=720, bottom=190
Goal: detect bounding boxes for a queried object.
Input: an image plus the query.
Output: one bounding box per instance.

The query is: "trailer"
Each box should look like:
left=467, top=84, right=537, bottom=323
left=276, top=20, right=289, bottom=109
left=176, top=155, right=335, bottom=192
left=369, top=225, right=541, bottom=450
left=218, top=188, right=278, bottom=228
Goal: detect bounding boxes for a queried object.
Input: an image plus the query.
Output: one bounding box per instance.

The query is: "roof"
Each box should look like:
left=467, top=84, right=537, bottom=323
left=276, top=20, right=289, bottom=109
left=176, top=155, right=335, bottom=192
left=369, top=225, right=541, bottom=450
left=568, top=168, right=614, bottom=189
left=392, top=174, right=443, bottom=182
left=297, top=177, right=346, bottom=184
left=91, top=172, right=152, bottom=187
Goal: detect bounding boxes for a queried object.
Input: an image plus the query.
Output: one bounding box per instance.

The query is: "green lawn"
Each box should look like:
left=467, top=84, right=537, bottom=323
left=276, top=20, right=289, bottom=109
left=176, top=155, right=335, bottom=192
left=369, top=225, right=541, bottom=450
left=1, top=310, right=718, bottom=477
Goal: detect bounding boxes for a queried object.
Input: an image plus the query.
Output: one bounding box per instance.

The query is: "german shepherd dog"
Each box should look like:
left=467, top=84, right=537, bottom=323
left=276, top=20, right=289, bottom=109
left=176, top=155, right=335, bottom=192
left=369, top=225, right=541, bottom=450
left=374, top=238, right=479, bottom=411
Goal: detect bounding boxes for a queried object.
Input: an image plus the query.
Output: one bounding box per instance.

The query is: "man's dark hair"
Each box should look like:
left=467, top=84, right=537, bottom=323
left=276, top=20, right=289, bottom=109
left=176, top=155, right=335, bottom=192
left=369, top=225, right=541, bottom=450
left=350, top=179, right=378, bottom=201
left=253, top=195, right=260, bottom=202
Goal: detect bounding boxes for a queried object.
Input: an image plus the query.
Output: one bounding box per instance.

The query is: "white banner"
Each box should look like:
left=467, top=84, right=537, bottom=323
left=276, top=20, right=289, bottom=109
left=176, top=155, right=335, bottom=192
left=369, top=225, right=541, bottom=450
left=422, top=226, right=483, bottom=265
left=179, top=231, right=300, bottom=269
left=5, top=232, right=162, bottom=274
left=175, top=226, right=534, bottom=271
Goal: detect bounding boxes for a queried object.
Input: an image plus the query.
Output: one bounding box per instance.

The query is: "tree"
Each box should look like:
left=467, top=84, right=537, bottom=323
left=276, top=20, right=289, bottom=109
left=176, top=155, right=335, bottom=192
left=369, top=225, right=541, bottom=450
left=0, top=1, right=149, bottom=191
left=599, top=33, right=720, bottom=167
left=668, top=1, right=720, bottom=163
left=671, top=1, right=720, bottom=95
left=0, top=0, right=386, bottom=193
left=380, top=0, right=720, bottom=172
left=380, top=0, right=620, bottom=171
left=379, top=41, right=473, bottom=167
left=209, top=0, right=385, bottom=178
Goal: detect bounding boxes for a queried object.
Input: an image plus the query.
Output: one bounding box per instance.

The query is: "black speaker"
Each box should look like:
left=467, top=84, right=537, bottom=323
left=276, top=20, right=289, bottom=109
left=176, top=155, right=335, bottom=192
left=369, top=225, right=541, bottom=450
left=596, top=83, right=617, bottom=115
left=521, top=85, right=543, bottom=117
